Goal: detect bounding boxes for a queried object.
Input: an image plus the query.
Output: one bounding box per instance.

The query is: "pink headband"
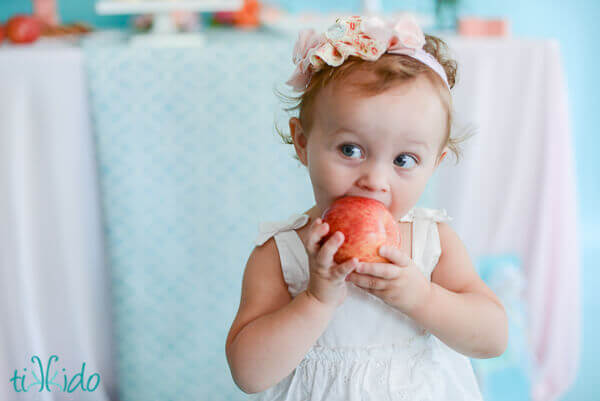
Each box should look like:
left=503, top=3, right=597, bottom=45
left=286, top=14, right=450, bottom=92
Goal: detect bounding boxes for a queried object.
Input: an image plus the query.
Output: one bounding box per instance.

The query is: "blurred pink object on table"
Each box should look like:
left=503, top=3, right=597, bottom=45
left=33, top=0, right=60, bottom=26
left=458, top=16, right=510, bottom=37
left=171, top=11, right=200, bottom=32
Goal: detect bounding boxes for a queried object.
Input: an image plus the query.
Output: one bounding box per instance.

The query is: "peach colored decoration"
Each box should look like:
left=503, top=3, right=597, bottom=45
left=33, top=0, right=60, bottom=26
left=170, top=11, right=200, bottom=32
left=458, top=17, right=510, bottom=37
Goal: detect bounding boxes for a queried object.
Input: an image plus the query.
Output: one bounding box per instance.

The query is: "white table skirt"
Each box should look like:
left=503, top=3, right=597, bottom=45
left=0, top=39, right=116, bottom=401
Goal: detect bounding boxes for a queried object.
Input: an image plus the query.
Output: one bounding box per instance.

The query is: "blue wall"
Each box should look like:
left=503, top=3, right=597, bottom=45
left=1, top=1, right=597, bottom=400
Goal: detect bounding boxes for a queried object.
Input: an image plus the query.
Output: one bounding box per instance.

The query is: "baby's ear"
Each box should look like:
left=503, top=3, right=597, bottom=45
left=289, top=117, right=308, bottom=166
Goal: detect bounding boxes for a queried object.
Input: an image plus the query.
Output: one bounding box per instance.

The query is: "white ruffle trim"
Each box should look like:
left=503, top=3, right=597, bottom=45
left=399, top=207, right=453, bottom=223
left=254, top=213, right=310, bottom=246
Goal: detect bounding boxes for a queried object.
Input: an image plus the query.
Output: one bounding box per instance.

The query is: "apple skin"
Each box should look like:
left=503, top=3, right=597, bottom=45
left=6, top=15, right=42, bottom=45
left=320, top=196, right=401, bottom=264
left=0, top=25, right=5, bottom=44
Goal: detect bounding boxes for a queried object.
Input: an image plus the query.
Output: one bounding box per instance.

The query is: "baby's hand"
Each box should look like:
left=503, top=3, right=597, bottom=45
left=346, top=246, right=432, bottom=316
left=303, top=217, right=359, bottom=308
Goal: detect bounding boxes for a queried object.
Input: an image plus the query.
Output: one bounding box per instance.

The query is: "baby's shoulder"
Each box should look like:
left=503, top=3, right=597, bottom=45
left=226, top=236, right=291, bottom=351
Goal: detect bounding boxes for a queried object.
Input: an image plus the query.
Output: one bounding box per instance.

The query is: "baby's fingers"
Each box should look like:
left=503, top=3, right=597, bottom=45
left=306, top=218, right=329, bottom=255
left=316, top=231, right=344, bottom=267
left=337, top=257, right=359, bottom=279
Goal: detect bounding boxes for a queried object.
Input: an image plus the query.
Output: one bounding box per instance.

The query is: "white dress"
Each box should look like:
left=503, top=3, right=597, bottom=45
left=251, top=206, right=484, bottom=401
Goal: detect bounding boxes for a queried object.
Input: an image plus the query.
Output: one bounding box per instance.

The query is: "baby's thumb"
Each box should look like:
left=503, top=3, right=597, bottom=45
left=337, top=257, right=358, bottom=279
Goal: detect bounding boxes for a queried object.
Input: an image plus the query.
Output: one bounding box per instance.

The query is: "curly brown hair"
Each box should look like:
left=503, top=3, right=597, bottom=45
left=274, top=34, right=475, bottom=165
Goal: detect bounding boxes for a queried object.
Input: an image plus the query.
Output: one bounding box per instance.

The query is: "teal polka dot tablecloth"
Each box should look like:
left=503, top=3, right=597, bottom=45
left=82, top=29, right=316, bottom=401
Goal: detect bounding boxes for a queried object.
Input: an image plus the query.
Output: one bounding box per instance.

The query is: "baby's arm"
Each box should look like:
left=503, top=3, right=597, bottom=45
left=225, top=237, right=337, bottom=394
left=409, top=222, right=509, bottom=359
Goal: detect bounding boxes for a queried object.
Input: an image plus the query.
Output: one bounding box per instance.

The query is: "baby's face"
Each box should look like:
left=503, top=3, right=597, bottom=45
left=293, top=72, right=448, bottom=220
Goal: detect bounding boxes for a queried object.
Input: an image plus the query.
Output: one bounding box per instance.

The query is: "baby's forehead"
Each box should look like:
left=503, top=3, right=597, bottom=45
left=314, top=76, right=446, bottom=141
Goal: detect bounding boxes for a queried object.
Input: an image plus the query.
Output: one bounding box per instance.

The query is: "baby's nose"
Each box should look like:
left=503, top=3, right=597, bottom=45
left=357, top=164, right=389, bottom=193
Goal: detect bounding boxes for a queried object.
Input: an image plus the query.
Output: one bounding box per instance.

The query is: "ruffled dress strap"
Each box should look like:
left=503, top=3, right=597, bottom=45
left=254, top=213, right=310, bottom=246
left=399, top=207, right=453, bottom=279
left=254, top=213, right=311, bottom=298
left=399, top=207, right=453, bottom=223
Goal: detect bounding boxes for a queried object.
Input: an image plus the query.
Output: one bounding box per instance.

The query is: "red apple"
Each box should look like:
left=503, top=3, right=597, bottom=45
left=320, top=196, right=401, bottom=264
left=6, top=15, right=42, bottom=44
left=0, top=25, right=5, bottom=44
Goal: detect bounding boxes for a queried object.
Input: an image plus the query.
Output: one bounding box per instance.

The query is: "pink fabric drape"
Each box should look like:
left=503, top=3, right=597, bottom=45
left=435, top=37, right=580, bottom=401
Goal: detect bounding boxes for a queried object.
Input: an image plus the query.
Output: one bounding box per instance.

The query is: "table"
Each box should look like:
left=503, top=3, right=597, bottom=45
left=0, top=29, right=579, bottom=401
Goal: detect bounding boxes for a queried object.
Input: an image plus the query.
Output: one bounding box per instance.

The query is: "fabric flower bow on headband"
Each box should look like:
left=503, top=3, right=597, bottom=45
left=286, top=14, right=450, bottom=92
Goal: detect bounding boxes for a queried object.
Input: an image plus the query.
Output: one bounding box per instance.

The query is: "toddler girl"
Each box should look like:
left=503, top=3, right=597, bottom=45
left=226, top=14, right=508, bottom=401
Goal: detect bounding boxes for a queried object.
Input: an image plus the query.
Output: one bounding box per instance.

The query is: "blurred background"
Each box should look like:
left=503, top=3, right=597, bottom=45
left=0, top=0, right=597, bottom=400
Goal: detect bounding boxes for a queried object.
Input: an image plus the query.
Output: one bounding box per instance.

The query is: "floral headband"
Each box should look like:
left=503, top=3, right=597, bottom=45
left=286, top=14, right=450, bottom=92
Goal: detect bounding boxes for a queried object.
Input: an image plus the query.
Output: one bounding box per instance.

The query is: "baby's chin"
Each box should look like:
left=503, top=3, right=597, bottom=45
left=390, top=202, right=415, bottom=217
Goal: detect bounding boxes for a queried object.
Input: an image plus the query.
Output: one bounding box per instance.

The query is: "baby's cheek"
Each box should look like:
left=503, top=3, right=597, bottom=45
left=313, top=173, right=342, bottom=197
left=324, top=167, right=352, bottom=191
left=309, top=157, right=335, bottom=182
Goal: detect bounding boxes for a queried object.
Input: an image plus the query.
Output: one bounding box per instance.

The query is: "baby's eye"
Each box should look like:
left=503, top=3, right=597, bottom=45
left=339, top=143, right=363, bottom=159
left=394, top=154, right=418, bottom=169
